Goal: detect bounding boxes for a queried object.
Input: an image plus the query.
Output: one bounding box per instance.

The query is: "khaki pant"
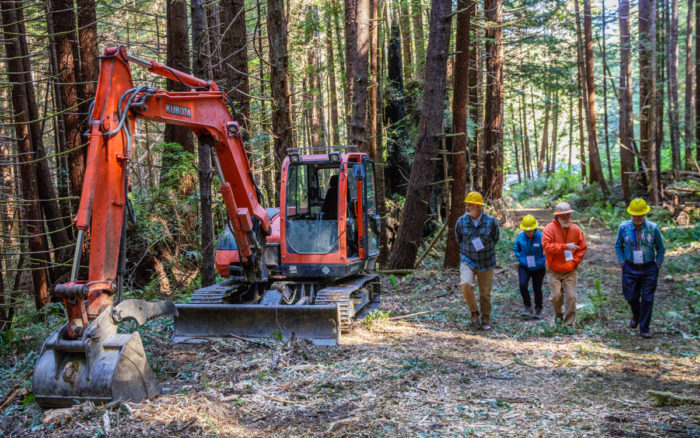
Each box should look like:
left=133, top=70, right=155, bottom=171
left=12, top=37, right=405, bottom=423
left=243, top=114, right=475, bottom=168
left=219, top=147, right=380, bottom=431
left=548, top=268, right=578, bottom=326
left=460, top=265, right=494, bottom=324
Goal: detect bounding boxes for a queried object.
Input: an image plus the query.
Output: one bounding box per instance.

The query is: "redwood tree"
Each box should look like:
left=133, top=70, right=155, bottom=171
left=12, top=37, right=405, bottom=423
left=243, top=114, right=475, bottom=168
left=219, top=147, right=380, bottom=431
left=619, top=0, right=635, bottom=201
left=388, top=0, right=452, bottom=269
left=349, top=0, right=370, bottom=151
left=444, top=0, right=472, bottom=268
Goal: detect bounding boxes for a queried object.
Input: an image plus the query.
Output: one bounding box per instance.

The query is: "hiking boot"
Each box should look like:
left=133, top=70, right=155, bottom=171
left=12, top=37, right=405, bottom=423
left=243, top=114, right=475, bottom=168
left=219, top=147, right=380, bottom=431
left=629, top=319, right=638, bottom=329
left=521, top=306, right=532, bottom=318
left=481, top=323, right=492, bottom=331
left=470, top=312, right=480, bottom=327
left=640, top=332, right=652, bottom=339
left=533, top=309, right=542, bottom=319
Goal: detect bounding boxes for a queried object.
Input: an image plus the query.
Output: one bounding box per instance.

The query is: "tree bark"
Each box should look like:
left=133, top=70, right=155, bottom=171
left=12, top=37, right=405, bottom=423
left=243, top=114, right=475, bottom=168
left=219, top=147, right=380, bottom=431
left=385, top=23, right=410, bottom=197
left=345, top=0, right=357, bottom=139
left=639, top=0, right=659, bottom=203
left=574, top=0, right=587, bottom=182
left=399, top=0, right=413, bottom=81
left=350, top=0, right=370, bottom=152
left=410, top=0, right=426, bottom=79
left=656, top=0, right=665, bottom=191
left=538, top=89, right=550, bottom=174
left=77, top=0, right=98, bottom=153
left=1, top=0, right=51, bottom=308
left=388, top=0, right=452, bottom=269
left=482, top=0, right=504, bottom=200
left=221, top=0, right=251, bottom=136
left=550, top=92, right=559, bottom=174
left=466, top=1, right=479, bottom=189
left=192, top=0, right=216, bottom=287
left=268, top=0, right=294, bottom=198
left=164, top=0, right=194, bottom=155
left=444, top=0, right=471, bottom=268
left=668, top=0, right=681, bottom=175
left=619, top=0, right=635, bottom=202
left=684, top=0, right=694, bottom=170
left=600, top=0, right=613, bottom=183
left=50, top=0, right=84, bottom=208
left=582, top=0, right=608, bottom=192
left=326, top=8, right=341, bottom=145
left=696, top=0, right=700, bottom=163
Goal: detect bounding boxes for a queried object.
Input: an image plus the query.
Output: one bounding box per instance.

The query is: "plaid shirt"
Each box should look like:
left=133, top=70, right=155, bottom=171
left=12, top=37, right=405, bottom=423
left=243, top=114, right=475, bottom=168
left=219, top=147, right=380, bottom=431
left=615, top=219, right=665, bottom=264
left=455, top=212, right=500, bottom=271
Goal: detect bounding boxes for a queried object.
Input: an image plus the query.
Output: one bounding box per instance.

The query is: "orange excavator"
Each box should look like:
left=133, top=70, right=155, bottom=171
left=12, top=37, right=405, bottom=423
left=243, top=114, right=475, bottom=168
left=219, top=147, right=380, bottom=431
left=33, top=46, right=381, bottom=408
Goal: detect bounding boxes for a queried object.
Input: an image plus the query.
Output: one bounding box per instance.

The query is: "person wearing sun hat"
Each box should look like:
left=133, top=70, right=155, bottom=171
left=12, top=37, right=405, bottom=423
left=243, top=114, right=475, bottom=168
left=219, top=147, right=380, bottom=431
left=542, top=202, right=588, bottom=327
left=455, top=191, right=500, bottom=330
left=614, top=198, right=665, bottom=339
left=513, top=215, right=546, bottom=319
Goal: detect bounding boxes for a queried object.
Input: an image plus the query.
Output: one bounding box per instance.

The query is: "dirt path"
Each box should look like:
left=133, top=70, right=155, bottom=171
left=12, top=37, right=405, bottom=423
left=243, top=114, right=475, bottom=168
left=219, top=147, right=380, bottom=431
left=2, top=210, right=698, bottom=436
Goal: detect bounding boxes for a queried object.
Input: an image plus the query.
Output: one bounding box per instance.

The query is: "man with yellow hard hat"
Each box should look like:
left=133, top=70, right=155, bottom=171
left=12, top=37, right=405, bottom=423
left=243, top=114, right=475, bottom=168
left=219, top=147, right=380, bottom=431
left=454, top=191, right=500, bottom=330
left=615, top=198, right=665, bottom=339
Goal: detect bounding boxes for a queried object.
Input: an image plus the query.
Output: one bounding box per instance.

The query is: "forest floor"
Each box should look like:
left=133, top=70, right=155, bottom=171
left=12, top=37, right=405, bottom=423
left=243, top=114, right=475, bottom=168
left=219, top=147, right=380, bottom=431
left=1, top=208, right=699, bottom=437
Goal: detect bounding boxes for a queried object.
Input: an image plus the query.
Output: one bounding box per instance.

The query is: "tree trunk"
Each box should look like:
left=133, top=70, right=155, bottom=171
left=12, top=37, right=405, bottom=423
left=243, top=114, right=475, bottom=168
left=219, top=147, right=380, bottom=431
left=684, top=0, right=695, bottom=170
left=520, top=93, right=533, bottom=179
left=444, top=0, right=471, bottom=268
left=220, top=0, right=250, bottom=135
left=668, top=0, right=681, bottom=175
left=1, top=0, right=50, bottom=308
left=656, top=0, right=665, bottom=191
left=600, top=0, right=613, bottom=183
left=482, top=0, right=504, bottom=200
left=50, top=0, right=84, bottom=209
left=568, top=92, right=573, bottom=172
left=350, top=0, right=370, bottom=152
left=306, top=6, right=324, bottom=147
left=345, top=0, right=357, bottom=139
left=640, top=0, right=659, bottom=203
left=192, top=0, right=216, bottom=286
left=619, top=0, right=635, bottom=202
left=466, top=2, right=479, bottom=189
left=268, top=0, right=294, bottom=197
left=326, top=9, right=341, bottom=145
left=399, top=0, right=413, bottom=81
left=696, top=0, right=700, bottom=163
left=331, top=0, right=348, bottom=128
left=582, top=0, right=608, bottom=192
left=550, top=92, right=559, bottom=174
left=410, top=0, right=426, bottom=80
left=164, top=0, right=194, bottom=155
left=574, top=0, right=587, bottom=182
left=388, top=0, right=452, bottom=269
left=77, top=0, right=99, bottom=152
left=538, top=89, right=550, bottom=174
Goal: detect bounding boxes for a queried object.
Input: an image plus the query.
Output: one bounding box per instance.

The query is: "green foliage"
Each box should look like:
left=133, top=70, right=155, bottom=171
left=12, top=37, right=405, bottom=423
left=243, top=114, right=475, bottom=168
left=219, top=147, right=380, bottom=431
left=361, top=309, right=392, bottom=329
left=510, top=170, right=584, bottom=208
left=578, top=280, right=607, bottom=325
left=153, top=142, right=197, bottom=188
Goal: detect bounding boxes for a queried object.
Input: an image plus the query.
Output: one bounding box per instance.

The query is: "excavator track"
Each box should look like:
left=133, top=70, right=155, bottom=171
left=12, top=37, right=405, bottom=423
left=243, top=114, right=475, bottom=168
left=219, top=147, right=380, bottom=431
left=188, top=278, right=240, bottom=304
left=315, top=274, right=379, bottom=332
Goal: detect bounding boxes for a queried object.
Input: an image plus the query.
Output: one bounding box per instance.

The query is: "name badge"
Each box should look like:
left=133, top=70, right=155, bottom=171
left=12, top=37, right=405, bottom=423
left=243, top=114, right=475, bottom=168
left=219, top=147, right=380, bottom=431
left=633, top=250, right=643, bottom=264
left=472, top=237, right=484, bottom=251
left=533, top=243, right=540, bottom=247
left=564, top=250, right=574, bottom=262
left=526, top=255, right=536, bottom=268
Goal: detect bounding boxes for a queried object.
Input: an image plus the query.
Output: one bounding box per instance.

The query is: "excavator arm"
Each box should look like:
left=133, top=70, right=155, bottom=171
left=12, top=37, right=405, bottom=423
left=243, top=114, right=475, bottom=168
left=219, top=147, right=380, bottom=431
left=54, top=46, right=269, bottom=338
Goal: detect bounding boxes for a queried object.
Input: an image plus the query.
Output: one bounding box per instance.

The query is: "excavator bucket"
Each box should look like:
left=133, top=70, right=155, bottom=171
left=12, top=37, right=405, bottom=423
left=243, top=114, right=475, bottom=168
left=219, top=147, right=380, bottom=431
left=33, top=300, right=177, bottom=408
left=173, top=304, right=341, bottom=345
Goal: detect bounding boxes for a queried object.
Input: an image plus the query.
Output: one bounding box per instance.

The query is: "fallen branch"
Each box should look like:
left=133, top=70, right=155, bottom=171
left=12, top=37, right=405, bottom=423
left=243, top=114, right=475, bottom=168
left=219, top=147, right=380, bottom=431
left=414, top=221, right=448, bottom=269
left=0, top=370, right=31, bottom=411
left=387, top=310, right=439, bottom=321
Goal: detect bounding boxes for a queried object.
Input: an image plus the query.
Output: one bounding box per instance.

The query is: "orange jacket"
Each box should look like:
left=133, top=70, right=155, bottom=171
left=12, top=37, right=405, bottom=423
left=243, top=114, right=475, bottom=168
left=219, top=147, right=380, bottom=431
left=542, top=220, right=587, bottom=273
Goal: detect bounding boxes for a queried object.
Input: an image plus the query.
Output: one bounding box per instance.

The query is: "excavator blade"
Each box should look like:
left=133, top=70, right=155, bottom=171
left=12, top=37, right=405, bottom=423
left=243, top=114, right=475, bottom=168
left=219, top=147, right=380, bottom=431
left=173, top=304, right=341, bottom=346
left=33, top=300, right=176, bottom=408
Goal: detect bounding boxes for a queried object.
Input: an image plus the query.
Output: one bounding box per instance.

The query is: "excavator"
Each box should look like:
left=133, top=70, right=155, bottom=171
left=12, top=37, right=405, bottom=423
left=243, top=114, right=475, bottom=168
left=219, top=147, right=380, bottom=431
left=33, top=46, right=381, bottom=408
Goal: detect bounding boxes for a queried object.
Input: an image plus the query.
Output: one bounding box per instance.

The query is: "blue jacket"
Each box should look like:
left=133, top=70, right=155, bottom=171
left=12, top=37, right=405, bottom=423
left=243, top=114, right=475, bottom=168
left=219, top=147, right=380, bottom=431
left=513, top=230, right=546, bottom=271
left=615, top=219, right=665, bottom=264
left=455, top=212, right=500, bottom=271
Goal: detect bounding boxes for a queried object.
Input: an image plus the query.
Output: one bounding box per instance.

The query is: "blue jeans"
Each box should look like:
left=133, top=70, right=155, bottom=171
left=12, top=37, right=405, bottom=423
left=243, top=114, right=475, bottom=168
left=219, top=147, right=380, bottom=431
left=518, top=265, right=545, bottom=310
left=622, top=261, right=659, bottom=334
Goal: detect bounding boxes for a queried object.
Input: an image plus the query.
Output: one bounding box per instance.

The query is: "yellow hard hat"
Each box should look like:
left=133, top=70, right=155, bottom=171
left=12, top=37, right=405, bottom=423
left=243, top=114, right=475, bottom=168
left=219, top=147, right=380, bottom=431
left=463, top=191, right=483, bottom=205
left=519, top=214, right=539, bottom=231
left=627, top=198, right=650, bottom=216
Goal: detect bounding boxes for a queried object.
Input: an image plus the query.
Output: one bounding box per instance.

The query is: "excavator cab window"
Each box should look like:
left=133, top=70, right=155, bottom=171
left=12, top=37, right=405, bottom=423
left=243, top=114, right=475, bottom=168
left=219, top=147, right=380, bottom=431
left=286, top=163, right=340, bottom=254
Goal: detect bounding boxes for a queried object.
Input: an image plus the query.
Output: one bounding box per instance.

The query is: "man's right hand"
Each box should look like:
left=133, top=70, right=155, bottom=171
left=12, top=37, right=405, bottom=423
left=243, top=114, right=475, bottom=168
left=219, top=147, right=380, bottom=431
left=565, top=243, right=580, bottom=252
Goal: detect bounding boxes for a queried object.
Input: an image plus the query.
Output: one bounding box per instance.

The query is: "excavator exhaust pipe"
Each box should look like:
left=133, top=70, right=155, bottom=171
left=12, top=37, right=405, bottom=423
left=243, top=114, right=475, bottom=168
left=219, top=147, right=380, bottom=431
left=173, top=304, right=341, bottom=346
left=33, top=300, right=177, bottom=408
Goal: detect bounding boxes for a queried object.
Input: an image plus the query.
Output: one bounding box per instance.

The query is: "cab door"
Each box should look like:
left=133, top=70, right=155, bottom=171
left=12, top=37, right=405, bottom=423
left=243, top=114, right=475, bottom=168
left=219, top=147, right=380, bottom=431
left=362, top=159, right=379, bottom=258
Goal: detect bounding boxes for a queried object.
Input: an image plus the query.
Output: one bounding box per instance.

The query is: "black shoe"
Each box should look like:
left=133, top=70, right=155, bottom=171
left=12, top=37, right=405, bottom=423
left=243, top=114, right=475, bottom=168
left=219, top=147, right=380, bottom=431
left=533, top=309, right=542, bottom=319
left=629, top=319, right=638, bottom=329
left=521, top=306, right=532, bottom=318
left=640, top=332, right=652, bottom=339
